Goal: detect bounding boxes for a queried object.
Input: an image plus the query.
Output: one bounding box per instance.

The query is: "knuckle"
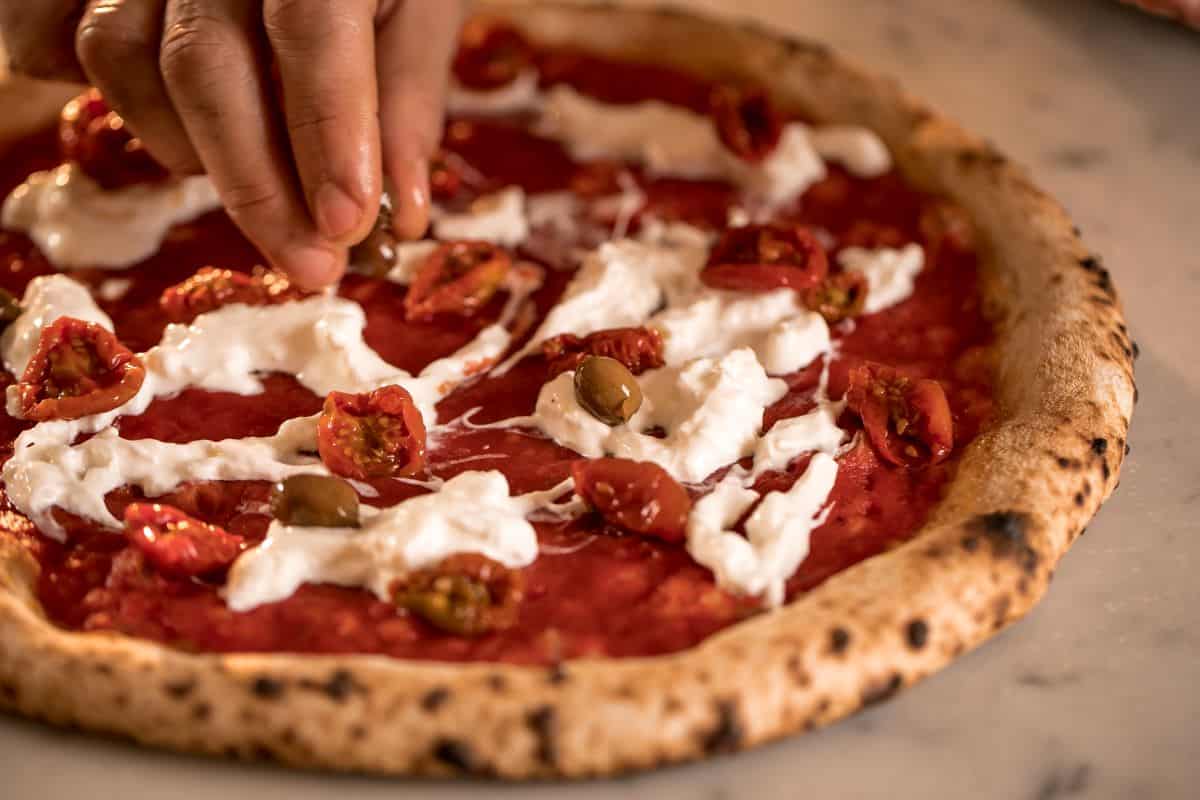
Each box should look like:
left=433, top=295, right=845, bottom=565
left=220, top=182, right=286, bottom=220
left=159, top=17, right=233, bottom=88
left=75, top=17, right=154, bottom=74
left=263, top=0, right=363, bottom=47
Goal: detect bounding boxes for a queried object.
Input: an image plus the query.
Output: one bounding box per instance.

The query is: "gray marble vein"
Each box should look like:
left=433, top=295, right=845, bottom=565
left=2, top=1, right=1198, bottom=798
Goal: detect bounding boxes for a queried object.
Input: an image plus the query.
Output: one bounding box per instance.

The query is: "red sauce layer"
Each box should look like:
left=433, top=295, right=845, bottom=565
left=0, top=49, right=993, bottom=665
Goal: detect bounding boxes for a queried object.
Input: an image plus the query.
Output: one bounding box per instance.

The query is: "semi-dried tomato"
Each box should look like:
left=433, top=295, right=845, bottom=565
left=15, top=317, right=145, bottom=421
left=123, top=503, right=244, bottom=578
left=160, top=266, right=309, bottom=323
left=452, top=20, right=534, bottom=90
left=710, top=85, right=783, bottom=163
left=317, top=385, right=427, bottom=480
left=845, top=362, right=953, bottom=468
left=403, top=241, right=511, bottom=321
left=571, top=458, right=692, bottom=543
left=393, top=553, right=524, bottom=635
left=59, top=88, right=168, bottom=189
left=802, top=272, right=870, bottom=324
left=543, top=326, right=664, bottom=377
left=702, top=224, right=829, bottom=292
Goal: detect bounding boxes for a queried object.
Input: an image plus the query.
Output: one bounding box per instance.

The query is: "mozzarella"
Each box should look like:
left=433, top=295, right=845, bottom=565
left=1, top=164, right=219, bottom=269
left=432, top=187, right=529, bottom=247
left=839, top=243, right=925, bottom=313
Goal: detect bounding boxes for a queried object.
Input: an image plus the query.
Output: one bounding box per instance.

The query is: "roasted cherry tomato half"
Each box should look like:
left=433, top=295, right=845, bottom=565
left=393, top=553, right=524, bottom=636
left=123, top=503, right=244, bottom=579
left=702, top=224, right=829, bottom=292
left=452, top=20, right=534, bottom=90
left=571, top=458, right=692, bottom=543
left=403, top=241, right=511, bottom=321
left=15, top=317, right=145, bottom=421
left=317, top=385, right=427, bottom=480
left=59, top=88, right=168, bottom=190
left=160, top=266, right=309, bottom=324
left=543, top=326, right=664, bottom=378
left=802, top=271, right=870, bottom=324
left=845, top=362, right=954, bottom=468
left=710, top=85, right=783, bottom=163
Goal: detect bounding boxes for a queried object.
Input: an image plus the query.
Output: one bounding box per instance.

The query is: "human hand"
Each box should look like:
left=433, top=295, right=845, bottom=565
left=0, top=0, right=465, bottom=288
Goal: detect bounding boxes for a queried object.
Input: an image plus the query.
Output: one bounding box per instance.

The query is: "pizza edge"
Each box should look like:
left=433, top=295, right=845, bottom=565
left=0, top=2, right=1135, bottom=779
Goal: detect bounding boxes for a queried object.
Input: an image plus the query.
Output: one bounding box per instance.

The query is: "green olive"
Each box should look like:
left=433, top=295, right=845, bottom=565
left=270, top=474, right=360, bottom=528
left=574, top=355, right=642, bottom=426
left=348, top=190, right=397, bottom=278
left=397, top=574, right=491, bottom=636
left=0, top=288, right=22, bottom=327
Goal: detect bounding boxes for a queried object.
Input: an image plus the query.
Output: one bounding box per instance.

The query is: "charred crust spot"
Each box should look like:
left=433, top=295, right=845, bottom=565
left=94, top=663, right=113, bottom=676
left=957, top=145, right=1007, bottom=168
left=829, top=626, right=851, bottom=654
left=164, top=679, right=195, bottom=699
left=1079, top=255, right=1101, bottom=273
left=432, top=738, right=481, bottom=773
left=905, top=619, right=929, bottom=650
left=1091, top=437, right=1108, bottom=455
left=349, top=724, right=366, bottom=741
left=546, top=663, right=569, bottom=685
left=486, top=674, right=508, bottom=692
left=421, top=687, right=450, bottom=712
left=1125, top=442, right=1131, bottom=456
left=861, top=673, right=903, bottom=707
left=665, top=695, right=684, bottom=713
left=961, top=534, right=980, bottom=552
left=1132, top=341, right=1141, bottom=360
left=1074, top=492, right=1085, bottom=507
left=113, top=692, right=129, bottom=708
left=191, top=702, right=211, bottom=721
left=993, top=595, right=1012, bottom=629
left=0, top=682, right=16, bottom=703
left=1102, top=461, right=1111, bottom=481
left=250, top=676, right=285, bottom=700
left=1018, top=577, right=1030, bottom=595
left=700, top=700, right=744, bottom=755
left=787, top=654, right=811, bottom=686
left=1056, top=456, right=1072, bottom=468
left=526, top=705, right=559, bottom=767
left=323, top=670, right=357, bottom=701
left=968, top=512, right=1038, bottom=573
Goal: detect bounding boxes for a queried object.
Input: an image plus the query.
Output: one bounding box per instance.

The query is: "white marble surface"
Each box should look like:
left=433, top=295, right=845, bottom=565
left=2, top=1, right=1198, bottom=797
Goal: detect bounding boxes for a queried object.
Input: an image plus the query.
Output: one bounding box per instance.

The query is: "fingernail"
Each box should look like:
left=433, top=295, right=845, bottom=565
left=282, top=245, right=344, bottom=290
left=315, top=182, right=364, bottom=241
left=391, top=159, right=431, bottom=240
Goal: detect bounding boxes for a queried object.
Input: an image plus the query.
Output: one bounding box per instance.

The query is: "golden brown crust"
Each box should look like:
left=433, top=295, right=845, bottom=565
left=0, top=2, right=1135, bottom=778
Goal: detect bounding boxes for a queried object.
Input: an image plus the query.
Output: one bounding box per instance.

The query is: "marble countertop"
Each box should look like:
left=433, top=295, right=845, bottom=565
left=2, top=1, right=1197, bottom=797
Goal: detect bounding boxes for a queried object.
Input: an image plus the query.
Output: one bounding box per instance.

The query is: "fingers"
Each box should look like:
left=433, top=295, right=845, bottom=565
left=75, top=0, right=202, bottom=175
left=376, top=0, right=463, bottom=239
left=160, top=0, right=342, bottom=288
left=0, top=1, right=85, bottom=81
left=263, top=0, right=381, bottom=246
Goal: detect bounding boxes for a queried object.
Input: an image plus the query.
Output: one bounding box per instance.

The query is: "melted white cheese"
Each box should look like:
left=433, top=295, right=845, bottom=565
left=839, top=243, right=925, bottom=313
left=4, top=415, right=322, bottom=534
left=536, top=86, right=828, bottom=205
left=224, top=471, right=556, bottom=611
left=1, top=274, right=115, bottom=376
left=446, top=71, right=543, bottom=116
left=808, top=125, right=893, bottom=178
left=380, top=241, right=439, bottom=285
left=432, top=187, right=529, bottom=247
left=1, top=164, right=219, bottom=269
left=96, top=277, right=132, bottom=302
left=528, top=348, right=786, bottom=484
left=751, top=403, right=846, bottom=477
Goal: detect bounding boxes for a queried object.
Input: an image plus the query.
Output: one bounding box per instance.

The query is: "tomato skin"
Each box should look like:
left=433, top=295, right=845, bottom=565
left=317, top=385, right=427, bottom=480
left=802, top=271, right=870, bottom=324
left=392, top=553, right=524, bottom=636
left=403, top=241, right=512, bottom=321
left=160, top=266, right=309, bottom=323
left=702, top=224, right=829, bottom=292
left=452, top=20, right=534, bottom=90
left=123, top=503, right=244, bottom=579
left=845, top=362, right=954, bottom=468
left=59, top=88, right=168, bottom=190
left=710, top=85, right=783, bottom=163
left=571, top=458, right=692, bottom=543
left=543, top=327, right=664, bottom=378
left=15, top=317, right=145, bottom=421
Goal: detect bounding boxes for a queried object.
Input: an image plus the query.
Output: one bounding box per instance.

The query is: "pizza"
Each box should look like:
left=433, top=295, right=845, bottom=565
left=0, top=3, right=1135, bottom=779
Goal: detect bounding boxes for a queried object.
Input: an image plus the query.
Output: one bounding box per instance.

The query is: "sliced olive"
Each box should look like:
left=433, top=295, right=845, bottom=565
left=397, top=574, right=491, bottom=635
left=574, top=355, right=642, bottom=426
left=348, top=188, right=397, bottom=278
left=0, top=288, right=21, bottom=327
left=270, top=474, right=360, bottom=527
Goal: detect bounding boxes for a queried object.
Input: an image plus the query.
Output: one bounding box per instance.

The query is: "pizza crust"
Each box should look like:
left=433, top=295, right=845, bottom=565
left=0, top=2, right=1135, bottom=778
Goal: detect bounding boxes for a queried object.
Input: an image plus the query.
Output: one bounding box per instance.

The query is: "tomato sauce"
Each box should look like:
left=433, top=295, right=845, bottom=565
left=0, top=49, right=993, bottom=665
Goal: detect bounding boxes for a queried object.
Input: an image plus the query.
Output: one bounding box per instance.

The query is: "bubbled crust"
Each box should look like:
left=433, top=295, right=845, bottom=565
left=0, top=2, right=1136, bottom=778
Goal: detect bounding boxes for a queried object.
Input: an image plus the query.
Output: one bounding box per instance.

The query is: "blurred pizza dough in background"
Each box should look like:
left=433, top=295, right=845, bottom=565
left=1121, top=0, right=1200, bottom=27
